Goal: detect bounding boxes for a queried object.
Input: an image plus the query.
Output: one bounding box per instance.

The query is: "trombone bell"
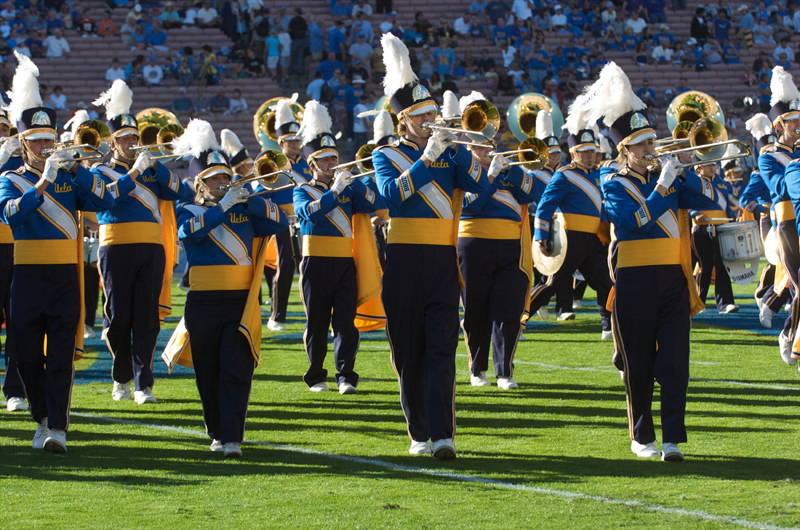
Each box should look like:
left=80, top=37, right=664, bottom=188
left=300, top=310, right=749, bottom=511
left=356, top=143, right=377, bottom=174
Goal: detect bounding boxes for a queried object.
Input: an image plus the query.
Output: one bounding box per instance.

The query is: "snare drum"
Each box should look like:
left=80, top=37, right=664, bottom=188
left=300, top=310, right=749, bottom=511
left=716, top=221, right=762, bottom=262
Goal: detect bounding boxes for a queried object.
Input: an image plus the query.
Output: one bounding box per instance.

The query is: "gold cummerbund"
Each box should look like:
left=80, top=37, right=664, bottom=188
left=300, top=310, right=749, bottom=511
left=617, top=238, right=682, bottom=268
left=692, top=210, right=729, bottom=226
left=557, top=213, right=601, bottom=234
left=387, top=218, right=454, bottom=246
left=0, top=224, right=13, bottom=244
left=775, top=200, right=796, bottom=223
left=100, top=222, right=163, bottom=246
left=302, top=235, right=353, bottom=257
left=458, top=218, right=520, bottom=240
left=15, top=239, right=77, bottom=265
left=374, top=209, right=390, bottom=221
left=190, top=264, right=252, bottom=291
left=279, top=204, right=295, bottom=216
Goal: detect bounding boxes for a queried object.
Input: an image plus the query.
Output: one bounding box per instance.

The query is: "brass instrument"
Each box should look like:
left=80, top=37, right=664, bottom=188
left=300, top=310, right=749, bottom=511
left=645, top=139, right=751, bottom=168
left=42, top=143, right=104, bottom=161
left=665, top=91, right=724, bottom=133
left=423, top=100, right=501, bottom=144
left=330, top=158, right=371, bottom=172
left=374, top=95, right=399, bottom=136
left=220, top=150, right=288, bottom=191
left=135, top=108, right=182, bottom=146
left=494, top=137, right=549, bottom=170
left=253, top=96, right=304, bottom=151
left=355, top=143, right=377, bottom=174
left=650, top=117, right=731, bottom=166
left=506, top=93, right=564, bottom=142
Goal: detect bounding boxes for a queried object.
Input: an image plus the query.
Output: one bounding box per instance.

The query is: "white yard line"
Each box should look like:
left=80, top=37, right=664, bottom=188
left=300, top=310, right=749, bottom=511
left=70, top=412, right=798, bottom=530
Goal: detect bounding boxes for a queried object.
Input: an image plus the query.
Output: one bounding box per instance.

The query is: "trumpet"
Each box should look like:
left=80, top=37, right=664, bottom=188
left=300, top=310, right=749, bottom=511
left=220, top=150, right=288, bottom=191
left=42, top=143, right=105, bottom=161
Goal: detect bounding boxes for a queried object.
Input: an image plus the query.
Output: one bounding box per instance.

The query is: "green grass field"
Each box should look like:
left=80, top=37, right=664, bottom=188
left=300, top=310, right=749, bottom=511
left=1, top=272, right=800, bottom=529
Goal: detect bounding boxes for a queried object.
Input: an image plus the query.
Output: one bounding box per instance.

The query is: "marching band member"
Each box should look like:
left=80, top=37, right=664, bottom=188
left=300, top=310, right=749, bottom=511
left=263, top=98, right=309, bottom=332
left=742, top=116, right=785, bottom=329
left=758, top=67, right=800, bottom=366
left=175, top=120, right=287, bottom=458
left=373, top=34, right=491, bottom=459
left=220, top=129, right=254, bottom=180
left=457, top=92, right=539, bottom=390
left=594, top=62, right=717, bottom=462
left=91, top=80, right=193, bottom=404
left=529, top=96, right=613, bottom=339
left=0, top=108, right=26, bottom=412
left=689, top=157, right=740, bottom=314
left=0, top=53, right=117, bottom=452
left=292, top=101, right=382, bottom=394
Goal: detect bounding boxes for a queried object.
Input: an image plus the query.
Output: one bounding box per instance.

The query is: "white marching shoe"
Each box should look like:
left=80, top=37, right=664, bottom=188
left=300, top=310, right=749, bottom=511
left=32, top=419, right=50, bottom=449
left=661, top=442, right=684, bottom=462
left=223, top=442, right=242, bottom=458
left=408, top=440, right=432, bottom=455
left=112, top=381, right=131, bottom=401
left=470, top=371, right=491, bottom=387
left=6, top=396, right=28, bottom=411
left=83, top=325, right=96, bottom=339
left=338, top=382, right=357, bottom=394
left=557, top=312, right=575, bottom=321
left=755, top=295, right=763, bottom=310
left=537, top=306, right=549, bottom=320
left=210, top=439, right=224, bottom=452
left=44, top=429, right=67, bottom=454
left=719, top=304, right=739, bottom=314
left=631, top=440, right=660, bottom=458
left=778, top=332, right=797, bottom=366
left=572, top=299, right=581, bottom=309
left=760, top=304, right=774, bottom=329
left=431, top=438, right=457, bottom=460
left=601, top=330, right=613, bottom=340
left=134, top=387, right=157, bottom=405
left=309, top=382, right=329, bottom=392
left=267, top=319, right=286, bottom=331
left=497, top=377, right=518, bottom=390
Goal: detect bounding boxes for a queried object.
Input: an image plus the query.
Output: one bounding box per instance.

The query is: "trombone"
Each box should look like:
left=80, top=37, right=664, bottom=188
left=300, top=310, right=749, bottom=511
left=492, top=137, right=549, bottom=170
left=131, top=123, right=185, bottom=160
left=42, top=143, right=104, bottom=161
left=423, top=99, right=501, bottom=147
left=645, top=140, right=752, bottom=168
left=220, top=150, right=288, bottom=192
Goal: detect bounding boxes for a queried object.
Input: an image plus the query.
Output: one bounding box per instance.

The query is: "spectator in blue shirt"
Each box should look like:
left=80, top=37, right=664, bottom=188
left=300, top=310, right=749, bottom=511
left=721, top=43, right=740, bottom=63
left=146, top=22, right=168, bottom=51
left=636, top=80, right=657, bottom=107
left=647, top=0, right=667, bottom=24
left=485, top=0, right=510, bottom=24
left=621, top=27, right=639, bottom=50
left=309, top=18, right=326, bottom=60
left=589, top=51, right=608, bottom=77
left=306, top=71, right=326, bottom=101
left=328, top=20, right=346, bottom=60
left=477, top=47, right=496, bottom=72
left=492, top=17, right=511, bottom=44
left=468, top=18, right=486, bottom=38
left=469, top=0, right=489, bottom=16
left=331, top=0, right=351, bottom=18
left=432, top=40, right=456, bottom=76
left=45, top=8, right=63, bottom=31
left=551, top=46, right=568, bottom=71
left=737, top=4, right=755, bottom=36
left=316, top=51, right=346, bottom=80
left=532, top=7, right=551, bottom=31
left=527, top=42, right=549, bottom=83
left=345, top=75, right=365, bottom=140
left=569, top=8, right=587, bottom=32
left=713, top=9, right=732, bottom=46
left=676, top=76, right=693, bottom=95
left=652, top=24, right=675, bottom=46
left=777, top=51, right=792, bottom=70
left=758, top=73, right=771, bottom=112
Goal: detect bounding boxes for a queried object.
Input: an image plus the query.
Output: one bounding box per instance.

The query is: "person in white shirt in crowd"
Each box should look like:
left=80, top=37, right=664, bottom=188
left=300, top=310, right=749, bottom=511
left=349, top=33, right=373, bottom=71
left=105, top=57, right=125, bottom=84
left=182, top=1, right=197, bottom=26
left=773, top=37, right=795, bottom=63
left=500, top=39, right=516, bottom=67
left=196, top=0, right=219, bottom=28
left=352, top=0, right=373, bottom=17
left=15, top=40, right=30, bottom=57
left=247, top=0, right=264, bottom=14
left=48, top=84, right=68, bottom=111
left=551, top=5, right=567, bottom=29
left=277, top=26, right=291, bottom=82
left=652, top=42, right=673, bottom=62
left=224, top=88, right=248, bottom=115
left=142, top=55, right=163, bottom=85
left=380, top=13, right=399, bottom=34
left=511, top=0, right=534, bottom=21
left=626, top=11, right=647, bottom=35
left=44, top=28, right=70, bottom=59
left=0, top=2, right=16, bottom=20
left=454, top=12, right=473, bottom=35
left=0, top=18, right=10, bottom=38
left=352, top=93, right=369, bottom=146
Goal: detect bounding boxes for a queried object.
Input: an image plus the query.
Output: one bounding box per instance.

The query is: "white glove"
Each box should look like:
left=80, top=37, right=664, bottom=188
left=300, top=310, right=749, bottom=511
left=438, top=129, right=458, bottom=145
left=42, top=152, right=73, bottom=183
left=331, top=169, right=354, bottom=195
left=423, top=131, right=448, bottom=162
left=132, top=149, right=153, bottom=174
left=656, top=156, right=679, bottom=189
left=218, top=186, right=249, bottom=212
left=488, top=155, right=510, bottom=178
left=0, top=137, right=20, bottom=166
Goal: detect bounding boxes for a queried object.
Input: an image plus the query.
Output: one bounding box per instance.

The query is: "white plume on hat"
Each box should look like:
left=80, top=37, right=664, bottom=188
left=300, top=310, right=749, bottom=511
left=298, top=100, right=332, bottom=146
left=275, top=98, right=296, bottom=129
left=373, top=110, right=394, bottom=144
left=93, top=79, right=133, bottom=121
left=442, top=90, right=460, bottom=118
left=590, top=122, right=612, bottom=155
left=745, top=113, right=772, bottom=140
left=220, top=128, right=244, bottom=158
left=535, top=110, right=554, bottom=140
left=770, top=66, right=799, bottom=107
left=4, top=51, right=42, bottom=124
left=381, top=33, right=417, bottom=97
left=565, top=92, right=592, bottom=136
left=584, top=62, right=646, bottom=127
left=171, top=119, right=220, bottom=159
left=65, top=109, right=91, bottom=135
left=458, top=91, right=486, bottom=115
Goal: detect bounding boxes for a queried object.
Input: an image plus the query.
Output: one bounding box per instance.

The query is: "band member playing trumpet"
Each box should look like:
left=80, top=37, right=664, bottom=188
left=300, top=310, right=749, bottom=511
left=292, top=101, right=382, bottom=394
left=758, top=67, right=800, bottom=366
left=373, top=34, right=491, bottom=459
left=530, top=99, right=613, bottom=340
left=0, top=53, right=117, bottom=452
left=594, top=62, right=717, bottom=462
left=689, top=157, right=740, bottom=314
left=0, top=108, right=27, bottom=412
left=457, top=92, right=540, bottom=390
left=91, top=80, right=193, bottom=405
left=175, top=120, right=287, bottom=458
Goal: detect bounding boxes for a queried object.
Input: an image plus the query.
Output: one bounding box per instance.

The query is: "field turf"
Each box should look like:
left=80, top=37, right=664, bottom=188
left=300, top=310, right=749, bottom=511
left=1, top=271, right=799, bottom=529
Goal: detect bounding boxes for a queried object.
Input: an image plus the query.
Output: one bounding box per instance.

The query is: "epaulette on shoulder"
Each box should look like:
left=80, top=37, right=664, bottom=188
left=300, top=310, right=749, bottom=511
left=617, top=166, right=630, bottom=176
left=91, top=160, right=109, bottom=170
left=764, top=144, right=778, bottom=153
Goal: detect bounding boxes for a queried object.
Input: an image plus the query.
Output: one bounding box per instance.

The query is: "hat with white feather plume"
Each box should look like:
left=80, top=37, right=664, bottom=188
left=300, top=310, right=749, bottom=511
left=381, top=33, right=437, bottom=117
left=769, top=66, right=800, bottom=125
left=534, top=110, right=560, bottom=153
left=172, top=119, right=231, bottom=181
left=275, top=94, right=302, bottom=142
left=358, top=109, right=396, bottom=146
left=220, top=129, right=252, bottom=171
left=5, top=51, right=56, bottom=141
left=299, top=100, right=337, bottom=161
left=93, top=79, right=138, bottom=138
left=745, top=113, right=776, bottom=156
left=565, top=92, right=597, bottom=153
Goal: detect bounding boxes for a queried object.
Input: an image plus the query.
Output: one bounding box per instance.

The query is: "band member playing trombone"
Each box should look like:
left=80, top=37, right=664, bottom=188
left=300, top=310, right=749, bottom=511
left=456, top=92, right=540, bottom=390
left=530, top=99, right=613, bottom=340
left=292, top=101, right=382, bottom=394
left=91, top=80, right=193, bottom=405
left=0, top=53, right=117, bottom=452
left=594, top=62, right=717, bottom=462
left=373, top=34, right=491, bottom=459
left=175, top=120, right=287, bottom=458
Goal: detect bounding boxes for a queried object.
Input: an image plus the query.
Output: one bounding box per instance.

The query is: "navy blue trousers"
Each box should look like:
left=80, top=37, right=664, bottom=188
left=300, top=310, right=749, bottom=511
left=11, top=264, right=80, bottom=430
left=299, top=255, right=359, bottom=387
left=0, top=244, right=23, bottom=399
left=185, top=289, right=255, bottom=444
left=691, top=226, right=735, bottom=310
left=383, top=244, right=459, bottom=443
left=374, top=224, right=387, bottom=270
left=458, top=238, right=527, bottom=378
left=99, top=243, right=165, bottom=391
left=84, top=264, right=99, bottom=328
left=269, top=228, right=295, bottom=323
left=777, top=221, right=800, bottom=337
left=613, top=264, right=690, bottom=445
left=529, top=230, right=612, bottom=330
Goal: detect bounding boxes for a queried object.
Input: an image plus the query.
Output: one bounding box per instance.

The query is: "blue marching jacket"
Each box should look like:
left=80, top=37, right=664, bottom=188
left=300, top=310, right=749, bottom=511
left=0, top=163, right=117, bottom=264
left=373, top=138, right=490, bottom=246
left=689, top=171, right=737, bottom=224
left=758, top=142, right=800, bottom=223
left=268, top=155, right=312, bottom=217
left=533, top=163, right=605, bottom=241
